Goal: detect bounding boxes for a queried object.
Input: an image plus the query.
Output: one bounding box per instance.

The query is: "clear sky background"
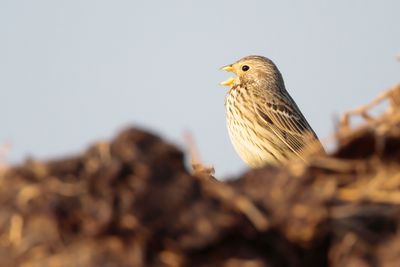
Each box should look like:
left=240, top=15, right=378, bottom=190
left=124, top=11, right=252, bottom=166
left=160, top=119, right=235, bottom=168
left=1, top=1, right=399, bottom=177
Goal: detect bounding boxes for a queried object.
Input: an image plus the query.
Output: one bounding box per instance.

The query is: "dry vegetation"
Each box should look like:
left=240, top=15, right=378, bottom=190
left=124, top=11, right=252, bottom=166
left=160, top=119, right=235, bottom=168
left=0, top=84, right=400, bottom=267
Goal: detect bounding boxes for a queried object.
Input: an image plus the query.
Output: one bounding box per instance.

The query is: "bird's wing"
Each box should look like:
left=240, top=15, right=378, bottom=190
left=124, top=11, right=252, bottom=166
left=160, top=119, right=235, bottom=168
left=250, top=88, right=322, bottom=160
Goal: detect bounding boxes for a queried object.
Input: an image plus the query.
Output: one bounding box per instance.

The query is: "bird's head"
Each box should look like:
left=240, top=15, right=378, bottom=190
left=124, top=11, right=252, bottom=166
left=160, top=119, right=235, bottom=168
left=220, top=55, right=284, bottom=89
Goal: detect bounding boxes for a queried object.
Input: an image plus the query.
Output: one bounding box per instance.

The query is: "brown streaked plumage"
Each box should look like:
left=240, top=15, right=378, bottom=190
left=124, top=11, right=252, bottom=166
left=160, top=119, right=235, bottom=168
left=221, top=55, right=324, bottom=167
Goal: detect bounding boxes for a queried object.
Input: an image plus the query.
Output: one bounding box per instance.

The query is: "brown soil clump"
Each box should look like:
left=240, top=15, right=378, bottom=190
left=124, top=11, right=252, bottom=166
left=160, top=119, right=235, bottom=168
left=1, top=85, right=400, bottom=267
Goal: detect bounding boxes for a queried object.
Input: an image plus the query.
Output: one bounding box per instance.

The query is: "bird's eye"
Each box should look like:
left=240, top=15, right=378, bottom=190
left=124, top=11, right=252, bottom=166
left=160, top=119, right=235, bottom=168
left=242, top=65, right=250, bottom=71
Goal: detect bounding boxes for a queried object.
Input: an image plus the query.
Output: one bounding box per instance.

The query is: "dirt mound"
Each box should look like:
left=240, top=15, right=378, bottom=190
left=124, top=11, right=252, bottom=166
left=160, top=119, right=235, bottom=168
left=1, top=85, right=400, bottom=267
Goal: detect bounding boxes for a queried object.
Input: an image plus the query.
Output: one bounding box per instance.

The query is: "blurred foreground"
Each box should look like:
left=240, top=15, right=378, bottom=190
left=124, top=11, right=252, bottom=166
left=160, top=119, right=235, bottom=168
left=1, top=85, right=400, bottom=267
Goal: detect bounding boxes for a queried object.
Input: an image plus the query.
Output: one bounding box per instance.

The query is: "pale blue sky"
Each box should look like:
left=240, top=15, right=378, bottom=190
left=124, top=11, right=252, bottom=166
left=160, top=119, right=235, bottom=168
left=1, top=1, right=399, bottom=177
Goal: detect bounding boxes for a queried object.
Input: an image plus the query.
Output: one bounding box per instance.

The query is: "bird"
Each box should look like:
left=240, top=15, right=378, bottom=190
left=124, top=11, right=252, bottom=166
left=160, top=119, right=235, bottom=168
left=220, top=55, right=324, bottom=167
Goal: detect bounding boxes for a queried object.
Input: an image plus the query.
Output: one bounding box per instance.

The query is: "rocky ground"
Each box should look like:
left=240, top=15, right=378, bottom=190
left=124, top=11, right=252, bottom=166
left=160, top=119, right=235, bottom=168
left=1, top=85, right=400, bottom=267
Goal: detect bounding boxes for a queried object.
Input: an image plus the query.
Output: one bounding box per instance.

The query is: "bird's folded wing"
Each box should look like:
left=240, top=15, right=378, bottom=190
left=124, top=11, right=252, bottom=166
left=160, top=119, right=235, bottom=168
left=252, top=94, right=322, bottom=160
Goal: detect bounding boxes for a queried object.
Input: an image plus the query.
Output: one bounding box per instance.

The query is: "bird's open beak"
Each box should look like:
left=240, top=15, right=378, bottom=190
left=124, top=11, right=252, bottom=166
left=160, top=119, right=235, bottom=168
left=221, top=65, right=235, bottom=72
left=220, top=77, right=235, bottom=86
left=220, top=65, right=236, bottom=87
